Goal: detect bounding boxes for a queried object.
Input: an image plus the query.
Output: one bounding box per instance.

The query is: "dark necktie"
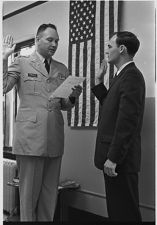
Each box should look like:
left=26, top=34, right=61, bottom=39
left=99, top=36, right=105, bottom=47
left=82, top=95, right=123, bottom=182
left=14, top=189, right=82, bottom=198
left=44, top=59, right=50, bottom=73
left=109, top=72, right=118, bottom=87
left=114, top=72, right=118, bottom=77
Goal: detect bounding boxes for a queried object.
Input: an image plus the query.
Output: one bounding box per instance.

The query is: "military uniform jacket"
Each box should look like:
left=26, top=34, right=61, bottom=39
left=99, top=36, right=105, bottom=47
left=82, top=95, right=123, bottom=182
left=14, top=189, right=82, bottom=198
left=92, top=62, right=145, bottom=173
left=3, top=51, right=74, bottom=157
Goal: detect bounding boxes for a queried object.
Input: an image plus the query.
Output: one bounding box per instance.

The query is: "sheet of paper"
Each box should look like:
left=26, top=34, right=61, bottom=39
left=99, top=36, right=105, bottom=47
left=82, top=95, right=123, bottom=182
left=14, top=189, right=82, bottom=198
left=51, top=76, right=85, bottom=98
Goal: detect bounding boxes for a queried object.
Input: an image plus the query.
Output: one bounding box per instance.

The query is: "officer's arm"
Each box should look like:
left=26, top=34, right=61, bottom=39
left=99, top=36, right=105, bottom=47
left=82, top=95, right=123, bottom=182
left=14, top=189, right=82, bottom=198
left=60, top=97, right=75, bottom=111
left=3, top=57, right=21, bottom=94
left=3, top=35, right=20, bottom=94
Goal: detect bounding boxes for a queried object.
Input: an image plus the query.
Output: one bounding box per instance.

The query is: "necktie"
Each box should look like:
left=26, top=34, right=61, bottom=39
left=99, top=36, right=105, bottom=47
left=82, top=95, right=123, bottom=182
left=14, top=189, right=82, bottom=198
left=114, top=72, right=118, bottom=77
left=44, top=59, right=50, bottom=73
left=109, top=72, right=118, bottom=87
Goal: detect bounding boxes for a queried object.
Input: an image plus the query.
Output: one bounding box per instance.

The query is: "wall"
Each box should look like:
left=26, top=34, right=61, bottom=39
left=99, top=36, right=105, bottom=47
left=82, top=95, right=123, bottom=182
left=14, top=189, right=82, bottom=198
left=3, top=1, right=155, bottom=221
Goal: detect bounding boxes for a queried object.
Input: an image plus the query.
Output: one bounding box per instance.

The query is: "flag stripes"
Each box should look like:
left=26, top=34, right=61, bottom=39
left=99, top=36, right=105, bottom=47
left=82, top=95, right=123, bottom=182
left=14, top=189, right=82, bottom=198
left=68, top=1, right=120, bottom=127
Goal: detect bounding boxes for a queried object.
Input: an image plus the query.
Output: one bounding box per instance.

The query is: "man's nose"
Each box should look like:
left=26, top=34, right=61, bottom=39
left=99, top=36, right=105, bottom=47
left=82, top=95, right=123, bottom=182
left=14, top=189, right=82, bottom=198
left=51, top=41, right=57, bottom=47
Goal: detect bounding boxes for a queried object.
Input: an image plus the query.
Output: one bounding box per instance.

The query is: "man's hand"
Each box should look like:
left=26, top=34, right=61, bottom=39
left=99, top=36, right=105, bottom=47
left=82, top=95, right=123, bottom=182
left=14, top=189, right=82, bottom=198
left=95, top=59, right=108, bottom=85
left=103, top=159, right=118, bottom=177
left=70, top=85, right=82, bottom=98
left=48, top=97, right=61, bottom=110
left=3, top=35, right=16, bottom=60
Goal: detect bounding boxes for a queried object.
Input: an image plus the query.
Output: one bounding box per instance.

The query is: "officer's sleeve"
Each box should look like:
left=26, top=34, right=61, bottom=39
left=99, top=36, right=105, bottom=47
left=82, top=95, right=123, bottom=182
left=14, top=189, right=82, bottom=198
left=60, top=69, right=75, bottom=111
left=3, top=56, right=21, bottom=94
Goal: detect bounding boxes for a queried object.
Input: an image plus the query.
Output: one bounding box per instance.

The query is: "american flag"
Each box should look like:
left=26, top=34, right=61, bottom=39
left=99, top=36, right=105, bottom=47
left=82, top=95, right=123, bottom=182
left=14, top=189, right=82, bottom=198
left=67, top=1, right=121, bottom=127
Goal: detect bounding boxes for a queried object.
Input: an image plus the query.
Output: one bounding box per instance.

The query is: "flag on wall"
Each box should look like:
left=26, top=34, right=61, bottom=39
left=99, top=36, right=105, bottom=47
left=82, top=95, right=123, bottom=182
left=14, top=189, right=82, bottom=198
left=67, top=0, right=121, bottom=127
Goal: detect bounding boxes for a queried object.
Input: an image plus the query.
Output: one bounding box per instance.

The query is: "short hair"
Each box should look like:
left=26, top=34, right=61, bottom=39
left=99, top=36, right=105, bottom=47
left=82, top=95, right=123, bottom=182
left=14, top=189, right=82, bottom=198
left=36, top=23, right=57, bottom=37
left=112, top=31, right=140, bottom=57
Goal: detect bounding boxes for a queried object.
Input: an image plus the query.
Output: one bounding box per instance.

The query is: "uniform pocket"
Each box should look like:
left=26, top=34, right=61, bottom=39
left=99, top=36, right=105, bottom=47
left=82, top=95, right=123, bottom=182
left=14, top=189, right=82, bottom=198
left=16, top=109, right=37, bottom=122
left=22, top=73, right=42, bottom=94
left=16, top=109, right=41, bottom=128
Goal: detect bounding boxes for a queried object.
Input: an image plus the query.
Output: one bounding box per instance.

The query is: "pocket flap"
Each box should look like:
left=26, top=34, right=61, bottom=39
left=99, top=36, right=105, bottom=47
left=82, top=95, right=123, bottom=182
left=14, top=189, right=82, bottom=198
left=23, top=73, right=41, bottom=81
left=101, top=135, right=112, bottom=143
left=16, top=110, right=37, bottom=122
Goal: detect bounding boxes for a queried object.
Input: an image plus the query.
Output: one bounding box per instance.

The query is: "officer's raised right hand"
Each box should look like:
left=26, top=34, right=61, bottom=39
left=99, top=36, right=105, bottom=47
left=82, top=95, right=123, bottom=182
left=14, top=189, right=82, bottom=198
left=3, top=35, right=16, bottom=60
left=95, top=59, right=108, bottom=85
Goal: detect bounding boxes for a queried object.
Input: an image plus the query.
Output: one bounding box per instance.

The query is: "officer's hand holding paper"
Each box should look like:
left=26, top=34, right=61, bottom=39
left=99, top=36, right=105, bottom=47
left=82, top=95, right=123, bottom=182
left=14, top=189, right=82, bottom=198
left=50, top=76, right=85, bottom=98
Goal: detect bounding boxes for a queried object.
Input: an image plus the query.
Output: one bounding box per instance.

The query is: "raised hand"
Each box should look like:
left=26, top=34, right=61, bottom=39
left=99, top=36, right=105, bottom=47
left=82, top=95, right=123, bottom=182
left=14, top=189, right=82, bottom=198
left=70, top=85, right=82, bottom=98
left=3, top=35, right=16, bottom=59
left=95, top=59, right=108, bottom=84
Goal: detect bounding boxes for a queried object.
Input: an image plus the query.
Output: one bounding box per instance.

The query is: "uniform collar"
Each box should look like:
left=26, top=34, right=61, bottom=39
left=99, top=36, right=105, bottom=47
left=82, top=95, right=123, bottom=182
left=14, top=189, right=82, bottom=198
left=36, top=50, right=51, bottom=64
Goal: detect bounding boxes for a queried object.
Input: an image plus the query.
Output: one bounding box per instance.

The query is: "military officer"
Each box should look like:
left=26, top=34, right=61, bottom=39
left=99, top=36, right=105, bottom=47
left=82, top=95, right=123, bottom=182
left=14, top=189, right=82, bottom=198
left=3, top=23, right=82, bottom=221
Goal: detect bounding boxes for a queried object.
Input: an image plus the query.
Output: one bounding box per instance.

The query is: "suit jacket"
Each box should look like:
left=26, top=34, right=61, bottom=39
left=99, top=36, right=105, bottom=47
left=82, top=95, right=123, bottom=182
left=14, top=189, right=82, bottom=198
left=92, top=62, right=145, bottom=172
left=3, top=51, right=74, bottom=157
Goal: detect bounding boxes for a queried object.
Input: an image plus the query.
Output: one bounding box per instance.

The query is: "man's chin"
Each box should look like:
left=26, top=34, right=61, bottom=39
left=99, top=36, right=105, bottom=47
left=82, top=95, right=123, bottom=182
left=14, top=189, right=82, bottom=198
left=107, top=59, right=114, bottom=64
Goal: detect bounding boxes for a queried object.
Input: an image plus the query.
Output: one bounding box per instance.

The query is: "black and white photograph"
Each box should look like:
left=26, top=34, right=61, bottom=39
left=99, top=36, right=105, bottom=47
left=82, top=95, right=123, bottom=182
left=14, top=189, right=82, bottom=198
left=2, top=0, right=155, bottom=223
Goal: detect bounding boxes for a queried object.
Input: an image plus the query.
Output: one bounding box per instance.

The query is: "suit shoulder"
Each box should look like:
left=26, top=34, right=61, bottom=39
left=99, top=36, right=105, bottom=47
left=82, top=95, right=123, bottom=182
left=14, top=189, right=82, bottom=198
left=124, top=66, right=145, bottom=84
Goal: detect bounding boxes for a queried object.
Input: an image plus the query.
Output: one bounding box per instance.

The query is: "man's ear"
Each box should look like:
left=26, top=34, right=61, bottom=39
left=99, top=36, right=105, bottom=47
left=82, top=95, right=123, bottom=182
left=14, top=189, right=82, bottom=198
left=119, top=45, right=126, bottom=54
left=36, top=35, right=40, bottom=43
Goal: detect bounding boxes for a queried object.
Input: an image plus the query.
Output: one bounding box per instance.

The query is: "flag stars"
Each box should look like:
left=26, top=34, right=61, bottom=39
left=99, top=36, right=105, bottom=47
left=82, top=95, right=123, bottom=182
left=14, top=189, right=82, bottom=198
left=70, top=1, right=95, bottom=43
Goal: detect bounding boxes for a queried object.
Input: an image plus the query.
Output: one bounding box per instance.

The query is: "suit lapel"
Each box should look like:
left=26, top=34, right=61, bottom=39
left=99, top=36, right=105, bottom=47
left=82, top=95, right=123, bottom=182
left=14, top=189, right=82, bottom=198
left=29, top=52, right=48, bottom=77
left=109, top=62, right=135, bottom=89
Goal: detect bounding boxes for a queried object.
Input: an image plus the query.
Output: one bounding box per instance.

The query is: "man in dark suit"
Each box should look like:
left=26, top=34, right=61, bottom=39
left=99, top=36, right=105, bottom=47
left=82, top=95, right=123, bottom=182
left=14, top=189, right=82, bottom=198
left=92, top=31, right=145, bottom=222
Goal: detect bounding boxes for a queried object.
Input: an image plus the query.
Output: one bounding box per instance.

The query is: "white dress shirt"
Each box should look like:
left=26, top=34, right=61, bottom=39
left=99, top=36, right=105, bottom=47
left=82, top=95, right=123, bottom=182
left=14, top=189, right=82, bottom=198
left=36, top=51, right=51, bottom=65
left=116, top=61, right=133, bottom=76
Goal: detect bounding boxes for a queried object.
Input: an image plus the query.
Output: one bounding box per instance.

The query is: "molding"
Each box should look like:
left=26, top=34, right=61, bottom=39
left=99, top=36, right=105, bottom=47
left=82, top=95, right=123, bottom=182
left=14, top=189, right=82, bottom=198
left=71, top=188, right=155, bottom=211
left=3, top=1, right=48, bottom=20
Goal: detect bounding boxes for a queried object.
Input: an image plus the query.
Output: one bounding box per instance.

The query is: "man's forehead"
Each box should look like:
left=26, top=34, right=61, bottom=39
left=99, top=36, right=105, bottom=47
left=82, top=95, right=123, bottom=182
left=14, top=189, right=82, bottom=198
left=42, top=27, right=59, bottom=38
left=108, top=35, right=117, bottom=45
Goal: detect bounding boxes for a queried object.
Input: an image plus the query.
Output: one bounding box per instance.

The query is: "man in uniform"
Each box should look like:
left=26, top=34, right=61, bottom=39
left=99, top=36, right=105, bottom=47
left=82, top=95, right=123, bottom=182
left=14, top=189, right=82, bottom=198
left=3, top=23, right=82, bottom=221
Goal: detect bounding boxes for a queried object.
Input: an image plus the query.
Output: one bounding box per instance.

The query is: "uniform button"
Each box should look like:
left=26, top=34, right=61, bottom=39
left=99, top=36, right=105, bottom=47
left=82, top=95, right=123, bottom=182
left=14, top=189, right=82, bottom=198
left=47, top=78, right=52, bottom=83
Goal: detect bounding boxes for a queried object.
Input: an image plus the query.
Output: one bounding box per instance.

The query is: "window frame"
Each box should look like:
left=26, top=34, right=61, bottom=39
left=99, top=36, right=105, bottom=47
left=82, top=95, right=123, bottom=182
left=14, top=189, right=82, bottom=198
left=3, top=38, right=35, bottom=158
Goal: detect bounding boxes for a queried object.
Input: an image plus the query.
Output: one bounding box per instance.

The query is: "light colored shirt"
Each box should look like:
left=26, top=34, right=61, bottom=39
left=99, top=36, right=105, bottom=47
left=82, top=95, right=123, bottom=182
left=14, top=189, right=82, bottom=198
left=116, top=61, right=133, bottom=76
left=36, top=51, right=51, bottom=64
